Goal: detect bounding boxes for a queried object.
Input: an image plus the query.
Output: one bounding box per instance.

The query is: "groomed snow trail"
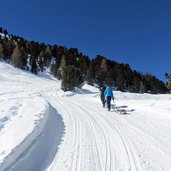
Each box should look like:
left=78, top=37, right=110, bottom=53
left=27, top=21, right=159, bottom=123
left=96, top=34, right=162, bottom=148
left=45, top=90, right=171, bottom=171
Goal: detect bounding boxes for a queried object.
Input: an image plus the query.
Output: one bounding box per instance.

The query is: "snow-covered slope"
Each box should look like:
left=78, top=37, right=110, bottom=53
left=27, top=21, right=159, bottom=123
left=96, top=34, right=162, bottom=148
left=0, top=62, right=171, bottom=171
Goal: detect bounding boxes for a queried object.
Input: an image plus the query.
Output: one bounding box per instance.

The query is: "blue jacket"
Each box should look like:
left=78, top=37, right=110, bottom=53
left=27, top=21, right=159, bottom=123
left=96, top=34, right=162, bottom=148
left=104, top=87, right=114, bottom=99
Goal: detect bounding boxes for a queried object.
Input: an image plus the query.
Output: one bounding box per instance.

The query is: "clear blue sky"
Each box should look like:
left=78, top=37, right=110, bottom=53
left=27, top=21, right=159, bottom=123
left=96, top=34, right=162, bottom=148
left=1, top=0, right=171, bottom=82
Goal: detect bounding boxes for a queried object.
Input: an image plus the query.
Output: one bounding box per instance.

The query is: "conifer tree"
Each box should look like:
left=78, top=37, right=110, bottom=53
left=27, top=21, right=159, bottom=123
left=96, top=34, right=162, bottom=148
left=11, top=45, right=27, bottom=69
left=61, top=65, right=83, bottom=91
left=116, top=72, right=125, bottom=91
left=2, top=38, right=14, bottom=60
left=97, top=58, right=108, bottom=87
left=164, top=73, right=171, bottom=93
left=0, top=43, right=4, bottom=60
left=50, top=62, right=58, bottom=77
left=140, top=80, right=145, bottom=93
left=166, top=82, right=171, bottom=93
left=38, top=50, right=44, bottom=72
left=85, top=63, right=94, bottom=85
left=31, top=57, right=38, bottom=74
left=132, top=76, right=140, bottom=93
left=101, top=58, right=108, bottom=72
left=76, top=54, right=90, bottom=77
left=56, top=54, right=66, bottom=79
left=43, top=45, right=52, bottom=66
left=59, top=54, right=66, bottom=70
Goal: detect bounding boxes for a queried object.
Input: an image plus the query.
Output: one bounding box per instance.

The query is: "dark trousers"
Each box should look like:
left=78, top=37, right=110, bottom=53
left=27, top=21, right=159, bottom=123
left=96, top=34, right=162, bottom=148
left=106, top=96, right=112, bottom=110
left=101, top=95, right=106, bottom=107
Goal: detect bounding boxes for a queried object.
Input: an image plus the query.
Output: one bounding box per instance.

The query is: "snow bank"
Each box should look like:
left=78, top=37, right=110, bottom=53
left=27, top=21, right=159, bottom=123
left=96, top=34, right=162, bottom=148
left=0, top=62, right=53, bottom=165
left=0, top=105, right=65, bottom=171
left=0, top=96, right=49, bottom=165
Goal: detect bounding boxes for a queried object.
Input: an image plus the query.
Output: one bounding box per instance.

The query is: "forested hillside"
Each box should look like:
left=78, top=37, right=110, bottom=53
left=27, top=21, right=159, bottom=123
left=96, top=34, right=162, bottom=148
left=0, top=27, right=168, bottom=93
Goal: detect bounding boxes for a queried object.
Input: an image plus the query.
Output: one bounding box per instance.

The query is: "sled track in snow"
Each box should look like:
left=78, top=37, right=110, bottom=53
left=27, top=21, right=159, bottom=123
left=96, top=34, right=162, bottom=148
left=85, top=103, right=166, bottom=171
left=67, top=101, right=114, bottom=171
left=70, top=100, right=141, bottom=171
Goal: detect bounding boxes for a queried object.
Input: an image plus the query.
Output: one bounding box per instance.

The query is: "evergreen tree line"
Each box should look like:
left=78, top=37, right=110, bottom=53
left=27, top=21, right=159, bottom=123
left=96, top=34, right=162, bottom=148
left=0, top=27, right=168, bottom=93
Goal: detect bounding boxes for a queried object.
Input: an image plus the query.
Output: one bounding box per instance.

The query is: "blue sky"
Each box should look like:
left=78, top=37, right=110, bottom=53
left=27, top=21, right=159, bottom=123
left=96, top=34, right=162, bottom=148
left=0, top=0, right=171, bottom=82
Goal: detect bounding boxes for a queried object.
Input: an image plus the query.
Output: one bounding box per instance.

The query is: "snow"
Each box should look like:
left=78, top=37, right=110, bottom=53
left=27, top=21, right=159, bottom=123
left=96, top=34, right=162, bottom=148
left=0, top=33, right=5, bottom=38
left=0, top=33, right=10, bottom=39
left=0, top=61, right=171, bottom=171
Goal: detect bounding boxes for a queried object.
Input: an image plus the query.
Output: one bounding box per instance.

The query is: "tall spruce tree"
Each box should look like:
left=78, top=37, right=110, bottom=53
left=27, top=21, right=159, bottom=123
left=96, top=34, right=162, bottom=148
left=43, top=45, right=52, bottom=66
left=2, top=38, right=14, bottom=60
left=31, top=57, right=38, bottom=74
left=140, top=80, right=145, bottom=93
left=96, top=58, right=108, bottom=87
left=61, top=65, right=83, bottom=91
left=38, top=50, right=44, bottom=72
left=59, top=55, right=66, bottom=70
left=11, top=45, right=27, bottom=69
left=85, top=63, right=94, bottom=85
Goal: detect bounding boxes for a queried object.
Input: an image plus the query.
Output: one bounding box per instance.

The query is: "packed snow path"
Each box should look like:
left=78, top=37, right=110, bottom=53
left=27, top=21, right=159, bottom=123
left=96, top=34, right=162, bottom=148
left=46, top=91, right=171, bottom=171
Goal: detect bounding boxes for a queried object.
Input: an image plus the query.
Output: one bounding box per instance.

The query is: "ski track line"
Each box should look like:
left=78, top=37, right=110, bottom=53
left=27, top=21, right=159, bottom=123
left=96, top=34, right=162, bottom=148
left=129, top=102, right=171, bottom=127
left=91, top=101, right=171, bottom=171
left=132, top=107, right=171, bottom=130
left=58, top=97, right=142, bottom=171
left=136, top=110, right=171, bottom=138
left=65, top=98, right=115, bottom=171
left=46, top=97, right=105, bottom=171
left=111, top=122, right=142, bottom=171
left=81, top=102, right=141, bottom=171
left=58, top=98, right=102, bottom=171
left=89, top=103, right=170, bottom=171
left=68, top=102, right=102, bottom=171
left=68, top=100, right=113, bottom=171
left=116, top=119, right=171, bottom=171
left=65, top=98, right=137, bottom=171
left=46, top=97, right=83, bottom=171
left=74, top=98, right=168, bottom=171
left=114, top=109, right=171, bottom=159
left=46, top=94, right=171, bottom=171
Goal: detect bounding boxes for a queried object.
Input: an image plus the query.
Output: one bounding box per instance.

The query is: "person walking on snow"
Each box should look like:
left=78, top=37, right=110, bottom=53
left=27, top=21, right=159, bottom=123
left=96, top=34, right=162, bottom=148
left=100, top=85, right=106, bottom=107
left=104, top=86, right=114, bottom=111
